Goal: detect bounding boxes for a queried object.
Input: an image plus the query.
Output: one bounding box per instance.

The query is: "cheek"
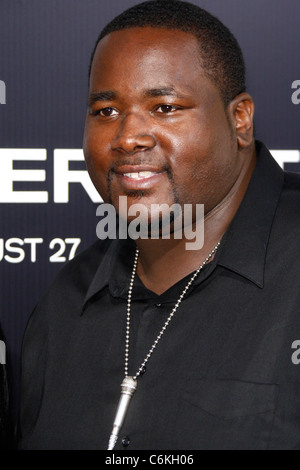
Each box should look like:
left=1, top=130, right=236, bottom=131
left=83, top=130, right=112, bottom=199
left=84, top=125, right=111, bottom=172
left=166, top=126, right=212, bottom=179
left=162, top=125, right=200, bottom=165
left=164, top=121, right=237, bottom=207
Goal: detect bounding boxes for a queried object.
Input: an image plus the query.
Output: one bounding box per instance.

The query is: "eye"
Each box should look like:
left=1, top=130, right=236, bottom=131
left=96, top=107, right=119, bottom=117
left=155, top=104, right=178, bottom=114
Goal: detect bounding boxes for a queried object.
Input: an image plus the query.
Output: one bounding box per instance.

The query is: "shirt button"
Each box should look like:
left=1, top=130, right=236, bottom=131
left=122, top=436, right=131, bottom=447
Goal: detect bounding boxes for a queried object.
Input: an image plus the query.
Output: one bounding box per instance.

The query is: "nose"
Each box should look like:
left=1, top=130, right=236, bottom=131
left=111, top=112, right=156, bottom=154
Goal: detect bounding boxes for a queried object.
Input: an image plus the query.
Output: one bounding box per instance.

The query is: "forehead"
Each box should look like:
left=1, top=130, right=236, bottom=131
left=89, top=27, right=214, bottom=97
left=93, top=26, right=200, bottom=66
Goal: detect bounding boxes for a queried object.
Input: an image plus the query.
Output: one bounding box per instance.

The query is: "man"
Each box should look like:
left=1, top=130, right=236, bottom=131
left=19, top=0, right=300, bottom=450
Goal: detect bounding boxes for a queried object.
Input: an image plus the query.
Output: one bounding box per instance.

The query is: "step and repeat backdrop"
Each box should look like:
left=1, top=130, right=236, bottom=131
left=0, top=0, right=300, bottom=418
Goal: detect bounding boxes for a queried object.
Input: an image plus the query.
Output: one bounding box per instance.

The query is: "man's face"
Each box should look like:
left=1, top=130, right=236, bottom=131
left=84, top=27, right=244, bottom=219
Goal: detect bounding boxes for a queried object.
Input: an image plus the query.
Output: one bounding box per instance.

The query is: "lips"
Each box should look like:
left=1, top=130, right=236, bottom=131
left=122, top=170, right=159, bottom=180
left=113, top=165, right=167, bottom=189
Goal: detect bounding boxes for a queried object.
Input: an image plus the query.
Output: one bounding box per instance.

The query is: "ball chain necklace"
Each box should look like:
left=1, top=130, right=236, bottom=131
left=107, top=241, right=221, bottom=450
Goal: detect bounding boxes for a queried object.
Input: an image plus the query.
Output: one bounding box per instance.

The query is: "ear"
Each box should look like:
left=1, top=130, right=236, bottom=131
left=228, top=93, right=255, bottom=149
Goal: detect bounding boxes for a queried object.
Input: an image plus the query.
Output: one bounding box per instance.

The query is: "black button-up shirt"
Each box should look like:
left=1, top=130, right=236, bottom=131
left=19, top=141, right=300, bottom=449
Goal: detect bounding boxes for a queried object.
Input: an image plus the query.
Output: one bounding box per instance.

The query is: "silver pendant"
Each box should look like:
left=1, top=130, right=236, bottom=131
left=107, top=376, right=137, bottom=450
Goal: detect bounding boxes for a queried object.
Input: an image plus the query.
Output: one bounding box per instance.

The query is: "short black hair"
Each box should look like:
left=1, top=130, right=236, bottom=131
left=88, top=0, right=246, bottom=105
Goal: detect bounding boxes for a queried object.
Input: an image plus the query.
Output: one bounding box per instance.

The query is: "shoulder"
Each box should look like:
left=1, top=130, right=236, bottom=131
left=271, top=170, right=300, bottom=247
left=24, top=238, right=115, bottom=330
left=283, top=170, right=300, bottom=191
left=278, top=171, right=300, bottom=216
left=51, top=238, right=112, bottom=289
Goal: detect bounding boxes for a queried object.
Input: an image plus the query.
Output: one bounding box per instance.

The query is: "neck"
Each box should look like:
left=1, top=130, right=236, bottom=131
left=135, top=145, right=257, bottom=295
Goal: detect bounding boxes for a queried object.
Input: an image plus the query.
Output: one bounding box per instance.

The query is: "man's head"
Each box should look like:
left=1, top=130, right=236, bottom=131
left=88, top=0, right=246, bottom=106
left=83, top=0, right=255, bottom=226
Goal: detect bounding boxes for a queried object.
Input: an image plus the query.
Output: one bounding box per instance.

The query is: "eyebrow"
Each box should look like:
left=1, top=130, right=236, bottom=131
left=143, top=87, right=188, bottom=99
left=88, top=90, right=117, bottom=107
left=88, top=87, right=187, bottom=106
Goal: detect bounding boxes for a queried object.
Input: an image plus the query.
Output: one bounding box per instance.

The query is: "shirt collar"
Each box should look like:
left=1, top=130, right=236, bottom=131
left=81, top=140, right=284, bottom=312
left=81, top=238, right=136, bottom=312
left=216, top=140, right=283, bottom=288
